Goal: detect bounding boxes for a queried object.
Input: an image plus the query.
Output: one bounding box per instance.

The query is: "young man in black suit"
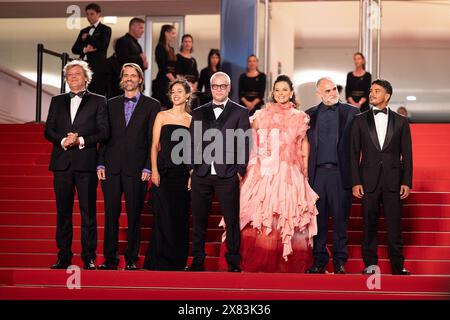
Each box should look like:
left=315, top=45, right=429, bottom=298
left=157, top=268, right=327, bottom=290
left=45, top=60, right=109, bottom=270
left=351, top=79, right=412, bottom=275
left=97, top=63, right=160, bottom=270
left=71, top=3, right=111, bottom=96
left=305, top=78, right=359, bottom=274
left=186, top=72, right=251, bottom=272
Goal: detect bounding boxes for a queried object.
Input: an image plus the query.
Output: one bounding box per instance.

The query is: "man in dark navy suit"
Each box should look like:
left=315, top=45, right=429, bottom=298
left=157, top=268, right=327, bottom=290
left=45, top=60, right=109, bottom=270
left=72, top=3, right=111, bottom=95
left=186, top=72, right=250, bottom=272
left=305, top=77, right=359, bottom=274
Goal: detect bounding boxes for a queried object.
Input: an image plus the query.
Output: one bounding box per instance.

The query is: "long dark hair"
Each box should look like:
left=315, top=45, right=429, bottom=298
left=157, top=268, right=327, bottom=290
left=354, top=52, right=366, bottom=70
left=180, top=34, right=194, bottom=53
left=167, top=79, right=192, bottom=113
left=207, top=49, right=221, bottom=71
left=158, top=24, right=176, bottom=61
left=271, top=74, right=299, bottom=107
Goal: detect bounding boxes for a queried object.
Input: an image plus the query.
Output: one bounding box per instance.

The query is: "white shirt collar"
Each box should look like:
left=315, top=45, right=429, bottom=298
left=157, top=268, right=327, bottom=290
left=92, top=21, right=100, bottom=28
left=212, top=98, right=229, bottom=107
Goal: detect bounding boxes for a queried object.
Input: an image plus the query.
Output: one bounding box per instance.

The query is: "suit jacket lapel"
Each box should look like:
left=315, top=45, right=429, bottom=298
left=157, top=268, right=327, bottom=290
left=337, top=103, right=346, bottom=145
left=216, top=101, right=233, bottom=128
left=72, top=91, right=90, bottom=126
left=126, top=95, right=144, bottom=128
left=64, top=94, right=72, bottom=126
left=382, top=109, right=396, bottom=151
left=204, top=102, right=216, bottom=129
left=309, top=105, right=319, bottom=152
left=367, top=109, right=382, bottom=151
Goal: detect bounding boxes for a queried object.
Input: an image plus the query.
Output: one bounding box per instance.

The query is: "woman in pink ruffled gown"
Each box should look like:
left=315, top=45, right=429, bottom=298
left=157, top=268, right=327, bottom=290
left=219, top=75, right=319, bottom=272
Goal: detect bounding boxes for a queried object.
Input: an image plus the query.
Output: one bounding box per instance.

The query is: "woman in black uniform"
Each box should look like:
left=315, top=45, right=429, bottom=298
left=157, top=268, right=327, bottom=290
left=197, top=49, right=221, bottom=107
left=238, top=55, right=266, bottom=116
left=152, top=24, right=177, bottom=109
left=345, top=52, right=371, bottom=112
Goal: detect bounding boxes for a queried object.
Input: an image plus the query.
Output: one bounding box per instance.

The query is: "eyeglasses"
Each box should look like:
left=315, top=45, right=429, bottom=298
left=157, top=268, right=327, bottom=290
left=211, top=84, right=229, bottom=90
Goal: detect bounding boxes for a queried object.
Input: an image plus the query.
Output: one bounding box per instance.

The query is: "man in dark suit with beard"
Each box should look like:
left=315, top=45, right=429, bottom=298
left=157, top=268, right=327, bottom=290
left=97, top=63, right=160, bottom=270
left=71, top=3, right=111, bottom=95
left=185, top=72, right=250, bottom=272
left=45, top=60, right=109, bottom=270
left=351, top=79, right=412, bottom=275
left=305, top=77, right=359, bottom=274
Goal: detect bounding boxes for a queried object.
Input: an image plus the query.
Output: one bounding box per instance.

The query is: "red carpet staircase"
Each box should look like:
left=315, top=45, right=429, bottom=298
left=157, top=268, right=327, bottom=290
left=0, top=123, right=449, bottom=299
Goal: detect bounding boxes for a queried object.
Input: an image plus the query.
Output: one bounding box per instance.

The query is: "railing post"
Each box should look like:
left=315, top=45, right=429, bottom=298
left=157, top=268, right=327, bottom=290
left=60, top=52, right=68, bottom=94
left=36, top=43, right=44, bottom=123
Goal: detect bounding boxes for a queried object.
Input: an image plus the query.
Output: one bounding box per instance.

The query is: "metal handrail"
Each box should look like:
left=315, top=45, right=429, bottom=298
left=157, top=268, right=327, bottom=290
left=35, top=43, right=72, bottom=122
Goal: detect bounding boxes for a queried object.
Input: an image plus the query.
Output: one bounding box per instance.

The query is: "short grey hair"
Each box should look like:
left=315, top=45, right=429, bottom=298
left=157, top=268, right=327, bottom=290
left=210, top=71, right=231, bottom=85
left=315, top=77, right=335, bottom=90
left=63, top=60, right=93, bottom=84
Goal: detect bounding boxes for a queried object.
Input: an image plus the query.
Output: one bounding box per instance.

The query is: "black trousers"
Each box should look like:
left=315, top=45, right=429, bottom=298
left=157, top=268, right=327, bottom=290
left=53, top=168, right=98, bottom=263
left=191, top=173, right=240, bottom=268
left=312, top=167, right=352, bottom=268
left=101, top=171, right=148, bottom=265
left=362, top=176, right=405, bottom=272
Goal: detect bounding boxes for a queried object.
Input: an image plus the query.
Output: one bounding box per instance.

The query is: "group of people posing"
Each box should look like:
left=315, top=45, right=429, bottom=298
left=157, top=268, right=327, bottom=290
left=71, top=3, right=269, bottom=115
left=46, top=2, right=412, bottom=275
left=45, top=49, right=412, bottom=275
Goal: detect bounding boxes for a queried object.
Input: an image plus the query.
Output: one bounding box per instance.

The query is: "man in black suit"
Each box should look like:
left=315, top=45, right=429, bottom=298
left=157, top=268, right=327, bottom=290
left=305, top=78, right=359, bottom=274
left=351, top=79, right=412, bottom=275
left=97, top=63, right=160, bottom=270
left=71, top=3, right=111, bottom=96
left=115, top=17, right=148, bottom=73
left=186, top=72, right=250, bottom=272
left=44, top=60, right=109, bottom=270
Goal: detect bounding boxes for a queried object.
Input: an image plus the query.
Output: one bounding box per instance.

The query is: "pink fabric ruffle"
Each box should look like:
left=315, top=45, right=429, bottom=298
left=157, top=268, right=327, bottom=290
left=220, top=102, right=319, bottom=261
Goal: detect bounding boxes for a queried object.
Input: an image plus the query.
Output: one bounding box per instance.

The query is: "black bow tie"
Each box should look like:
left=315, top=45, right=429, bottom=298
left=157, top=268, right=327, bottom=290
left=374, top=108, right=387, bottom=115
left=213, top=103, right=224, bottom=110
left=124, top=96, right=137, bottom=103
left=69, top=91, right=85, bottom=99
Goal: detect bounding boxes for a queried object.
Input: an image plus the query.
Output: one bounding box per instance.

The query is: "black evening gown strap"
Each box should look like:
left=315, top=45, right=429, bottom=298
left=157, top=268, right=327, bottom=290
left=144, top=125, right=190, bottom=270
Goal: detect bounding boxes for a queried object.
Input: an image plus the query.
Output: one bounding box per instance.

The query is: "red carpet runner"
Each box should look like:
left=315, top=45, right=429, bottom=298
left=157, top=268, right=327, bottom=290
left=0, top=123, right=449, bottom=299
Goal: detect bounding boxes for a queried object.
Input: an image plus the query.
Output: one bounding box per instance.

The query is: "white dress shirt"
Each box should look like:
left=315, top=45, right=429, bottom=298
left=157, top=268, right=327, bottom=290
left=373, top=106, right=389, bottom=149
left=60, top=94, right=85, bottom=150
left=83, top=21, right=100, bottom=60
left=211, top=98, right=229, bottom=175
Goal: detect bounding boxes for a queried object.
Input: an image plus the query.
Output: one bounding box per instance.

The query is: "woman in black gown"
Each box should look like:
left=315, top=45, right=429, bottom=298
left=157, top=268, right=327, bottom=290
left=345, top=52, right=371, bottom=112
left=238, top=55, right=266, bottom=116
left=144, top=79, right=192, bottom=270
left=197, top=49, right=221, bottom=106
left=152, top=24, right=177, bottom=109
left=176, top=34, right=199, bottom=108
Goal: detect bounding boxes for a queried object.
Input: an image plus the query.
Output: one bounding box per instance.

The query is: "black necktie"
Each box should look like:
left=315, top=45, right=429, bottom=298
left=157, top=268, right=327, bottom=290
left=374, top=108, right=387, bottom=115
left=69, top=91, right=85, bottom=99
left=124, top=96, right=137, bottom=103
left=213, top=103, right=224, bottom=110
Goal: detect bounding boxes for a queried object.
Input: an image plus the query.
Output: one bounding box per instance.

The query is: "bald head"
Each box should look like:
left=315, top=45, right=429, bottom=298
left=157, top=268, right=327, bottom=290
left=316, top=77, right=339, bottom=106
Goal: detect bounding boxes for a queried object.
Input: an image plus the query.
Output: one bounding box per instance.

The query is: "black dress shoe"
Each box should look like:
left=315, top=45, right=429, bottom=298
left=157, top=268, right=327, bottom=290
left=125, top=262, right=138, bottom=271
left=334, top=265, right=346, bottom=274
left=185, top=263, right=205, bottom=272
left=50, top=259, right=71, bottom=269
left=83, top=259, right=96, bottom=270
left=306, top=265, right=326, bottom=274
left=228, top=266, right=242, bottom=272
left=392, top=268, right=411, bottom=275
left=97, top=263, right=118, bottom=270
left=362, top=267, right=377, bottom=275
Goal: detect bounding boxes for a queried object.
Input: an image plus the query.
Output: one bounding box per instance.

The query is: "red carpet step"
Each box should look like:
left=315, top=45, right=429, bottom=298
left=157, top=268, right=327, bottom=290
left=0, top=269, right=449, bottom=300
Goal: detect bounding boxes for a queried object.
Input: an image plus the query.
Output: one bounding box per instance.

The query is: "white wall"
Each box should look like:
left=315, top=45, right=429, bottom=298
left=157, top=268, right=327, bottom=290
left=0, top=69, right=55, bottom=123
